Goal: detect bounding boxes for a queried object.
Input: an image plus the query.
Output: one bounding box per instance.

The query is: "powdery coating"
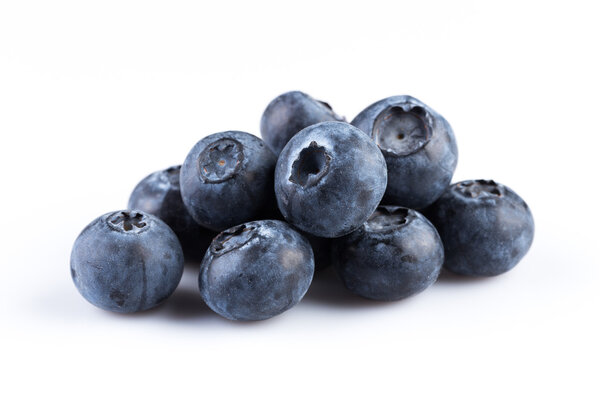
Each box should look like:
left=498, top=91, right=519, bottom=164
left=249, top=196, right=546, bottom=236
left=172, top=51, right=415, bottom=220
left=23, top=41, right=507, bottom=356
left=260, top=91, right=345, bottom=154
left=333, top=206, right=444, bottom=301
left=70, top=210, right=184, bottom=313
left=425, top=180, right=534, bottom=277
left=128, top=165, right=214, bottom=262
left=199, top=220, right=314, bottom=321
left=351, top=95, right=458, bottom=209
left=260, top=201, right=332, bottom=271
left=180, top=131, right=277, bottom=231
left=275, top=122, right=387, bottom=238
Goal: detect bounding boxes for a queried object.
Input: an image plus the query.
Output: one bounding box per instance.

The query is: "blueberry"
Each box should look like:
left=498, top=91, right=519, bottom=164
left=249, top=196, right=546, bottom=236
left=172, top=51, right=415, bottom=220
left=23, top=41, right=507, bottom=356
left=128, top=165, right=214, bottom=262
left=333, top=206, right=444, bottom=301
left=275, top=121, right=387, bottom=238
left=70, top=210, right=184, bottom=313
left=351, top=95, right=458, bottom=209
left=199, top=220, right=314, bottom=321
left=260, top=91, right=345, bottom=154
left=425, top=180, right=534, bottom=277
left=180, top=131, right=277, bottom=231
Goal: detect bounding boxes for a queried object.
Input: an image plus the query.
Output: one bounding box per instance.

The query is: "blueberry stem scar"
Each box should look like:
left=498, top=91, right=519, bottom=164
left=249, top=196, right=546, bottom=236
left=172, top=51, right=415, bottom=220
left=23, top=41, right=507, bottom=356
left=289, top=141, right=331, bottom=187
left=198, top=138, right=244, bottom=183
left=107, top=211, right=148, bottom=233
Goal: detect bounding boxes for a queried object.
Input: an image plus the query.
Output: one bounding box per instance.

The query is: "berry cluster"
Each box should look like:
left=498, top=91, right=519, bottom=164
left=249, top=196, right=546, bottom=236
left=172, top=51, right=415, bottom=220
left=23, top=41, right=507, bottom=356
left=70, top=91, right=535, bottom=320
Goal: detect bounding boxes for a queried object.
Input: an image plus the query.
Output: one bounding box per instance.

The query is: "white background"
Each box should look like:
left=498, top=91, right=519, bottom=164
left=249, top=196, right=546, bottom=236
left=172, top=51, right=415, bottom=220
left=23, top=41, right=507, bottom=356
left=1, top=1, right=598, bottom=399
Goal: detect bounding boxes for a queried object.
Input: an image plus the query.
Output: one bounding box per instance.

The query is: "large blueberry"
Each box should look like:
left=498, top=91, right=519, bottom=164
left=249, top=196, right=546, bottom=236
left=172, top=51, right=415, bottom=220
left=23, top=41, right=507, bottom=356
left=425, top=180, right=534, bottom=277
left=275, top=121, right=387, bottom=238
left=199, top=220, right=314, bottom=321
left=128, top=165, right=214, bottom=262
left=260, top=91, right=345, bottom=154
left=351, top=95, right=458, bottom=209
left=70, top=210, right=184, bottom=313
left=333, top=206, right=444, bottom=301
left=180, top=131, right=277, bottom=231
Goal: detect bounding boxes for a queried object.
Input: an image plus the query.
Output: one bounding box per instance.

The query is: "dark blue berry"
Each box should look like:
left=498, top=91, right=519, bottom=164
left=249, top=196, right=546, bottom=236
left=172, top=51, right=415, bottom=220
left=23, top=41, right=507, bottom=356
left=199, top=220, right=314, bottom=321
left=70, top=210, right=184, bottom=312
left=180, top=131, right=277, bottom=231
left=333, top=206, right=444, bottom=301
left=352, top=95, right=458, bottom=209
left=275, top=121, right=387, bottom=238
left=425, top=180, right=534, bottom=277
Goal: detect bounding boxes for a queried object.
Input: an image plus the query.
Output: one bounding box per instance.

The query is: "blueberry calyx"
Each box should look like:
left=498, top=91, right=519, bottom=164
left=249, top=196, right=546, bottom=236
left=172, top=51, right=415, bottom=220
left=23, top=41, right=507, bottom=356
left=106, top=211, right=149, bottom=233
left=373, top=104, right=433, bottom=156
left=211, top=223, right=257, bottom=255
left=198, top=138, right=244, bottom=183
left=289, top=141, right=331, bottom=188
left=365, top=206, right=411, bottom=233
left=455, top=179, right=503, bottom=198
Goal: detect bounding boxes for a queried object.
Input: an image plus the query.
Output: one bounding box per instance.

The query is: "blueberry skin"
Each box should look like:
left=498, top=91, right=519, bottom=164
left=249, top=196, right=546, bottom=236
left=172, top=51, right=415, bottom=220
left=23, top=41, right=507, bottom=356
left=333, top=206, right=444, bottom=301
left=70, top=210, right=184, bottom=313
left=425, top=180, right=534, bottom=277
left=128, top=165, right=214, bottom=262
left=275, top=121, right=387, bottom=238
left=351, top=95, right=458, bottom=209
left=260, top=202, right=332, bottom=270
left=199, top=220, right=314, bottom=321
left=260, top=91, right=345, bottom=154
left=180, top=131, right=277, bottom=231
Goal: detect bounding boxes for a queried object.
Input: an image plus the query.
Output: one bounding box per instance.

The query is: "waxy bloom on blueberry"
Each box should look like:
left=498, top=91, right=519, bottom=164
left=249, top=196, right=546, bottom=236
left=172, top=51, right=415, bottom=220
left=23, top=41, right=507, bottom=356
left=180, top=131, right=277, bottom=231
left=275, top=121, right=387, bottom=238
left=333, top=206, right=444, bottom=301
left=426, top=180, right=534, bottom=277
left=70, top=210, right=184, bottom=313
left=199, top=220, right=314, bottom=321
left=352, top=95, right=458, bottom=209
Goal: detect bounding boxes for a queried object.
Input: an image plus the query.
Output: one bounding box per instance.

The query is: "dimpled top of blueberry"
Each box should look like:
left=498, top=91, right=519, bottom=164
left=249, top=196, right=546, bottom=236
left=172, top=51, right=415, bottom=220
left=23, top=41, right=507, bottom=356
left=289, top=141, right=331, bottom=187
left=365, top=206, right=411, bottom=233
left=373, top=104, right=433, bottom=156
left=211, top=223, right=258, bottom=255
left=106, top=210, right=150, bottom=234
left=198, top=138, right=244, bottom=183
left=351, top=95, right=458, bottom=210
left=454, top=179, right=504, bottom=199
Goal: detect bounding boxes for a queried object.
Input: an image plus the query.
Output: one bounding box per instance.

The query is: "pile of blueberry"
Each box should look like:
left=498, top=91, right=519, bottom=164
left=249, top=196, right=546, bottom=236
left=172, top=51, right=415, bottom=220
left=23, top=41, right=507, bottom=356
left=70, top=92, right=535, bottom=321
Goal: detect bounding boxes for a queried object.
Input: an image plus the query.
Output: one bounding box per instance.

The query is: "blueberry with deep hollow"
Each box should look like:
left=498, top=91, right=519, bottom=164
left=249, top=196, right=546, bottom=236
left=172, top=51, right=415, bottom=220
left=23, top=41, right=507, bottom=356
left=333, top=206, right=444, bottom=301
left=275, top=121, right=387, bottom=238
left=128, top=165, right=214, bottom=262
left=289, top=141, right=331, bottom=187
left=198, top=139, right=244, bottom=183
left=260, top=91, right=345, bottom=154
left=352, top=95, right=458, bottom=209
left=199, top=220, right=314, bottom=321
left=425, top=179, right=534, bottom=277
left=180, top=131, right=277, bottom=231
left=70, top=210, right=184, bottom=313
left=373, top=106, right=431, bottom=156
